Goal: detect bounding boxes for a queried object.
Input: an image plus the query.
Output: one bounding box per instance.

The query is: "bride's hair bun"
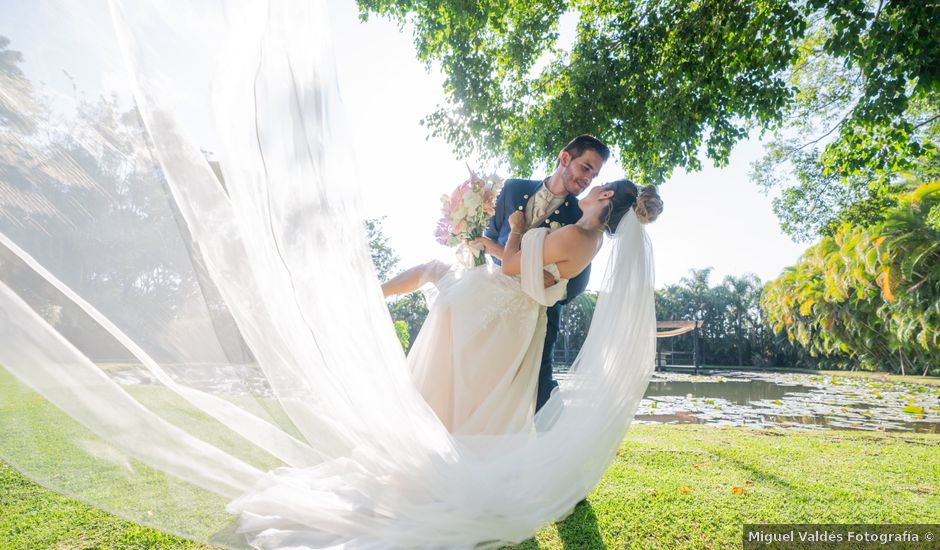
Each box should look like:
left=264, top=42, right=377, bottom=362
left=602, top=179, right=663, bottom=233
left=634, top=185, right=662, bottom=225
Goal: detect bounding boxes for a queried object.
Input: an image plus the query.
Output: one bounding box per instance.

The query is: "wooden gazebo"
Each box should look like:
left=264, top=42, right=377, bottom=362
left=655, top=320, right=704, bottom=372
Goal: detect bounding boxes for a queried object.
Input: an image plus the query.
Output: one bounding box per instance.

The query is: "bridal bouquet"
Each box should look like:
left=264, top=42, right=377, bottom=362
left=435, top=167, right=503, bottom=267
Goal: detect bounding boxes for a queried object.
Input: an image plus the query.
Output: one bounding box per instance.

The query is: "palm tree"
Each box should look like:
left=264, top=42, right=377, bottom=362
left=722, top=274, right=762, bottom=366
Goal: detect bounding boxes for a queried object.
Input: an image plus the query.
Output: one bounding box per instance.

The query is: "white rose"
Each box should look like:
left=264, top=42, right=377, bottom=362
left=462, top=191, right=482, bottom=210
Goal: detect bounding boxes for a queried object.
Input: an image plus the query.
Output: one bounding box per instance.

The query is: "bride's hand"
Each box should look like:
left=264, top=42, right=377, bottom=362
left=508, top=211, right=525, bottom=233
left=471, top=237, right=503, bottom=260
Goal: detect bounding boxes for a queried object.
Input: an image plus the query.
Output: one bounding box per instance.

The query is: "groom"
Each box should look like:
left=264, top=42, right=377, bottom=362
left=484, top=135, right=610, bottom=412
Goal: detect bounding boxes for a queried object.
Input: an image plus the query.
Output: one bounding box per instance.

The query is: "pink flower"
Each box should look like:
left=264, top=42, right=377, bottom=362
left=435, top=172, right=504, bottom=255
left=449, top=180, right=470, bottom=211
left=434, top=220, right=451, bottom=245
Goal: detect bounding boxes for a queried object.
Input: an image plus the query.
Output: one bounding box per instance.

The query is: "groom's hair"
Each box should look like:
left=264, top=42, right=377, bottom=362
left=562, top=135, right=610, bottom=163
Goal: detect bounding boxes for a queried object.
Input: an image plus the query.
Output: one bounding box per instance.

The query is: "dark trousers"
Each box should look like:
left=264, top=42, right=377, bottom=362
left=535, top=302, right=562, bottom=412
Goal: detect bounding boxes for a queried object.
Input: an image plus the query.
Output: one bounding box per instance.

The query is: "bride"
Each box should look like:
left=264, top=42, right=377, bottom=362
left=382, top=180, right=662, bottom=435
left=0, top=2, right=664, bottom=547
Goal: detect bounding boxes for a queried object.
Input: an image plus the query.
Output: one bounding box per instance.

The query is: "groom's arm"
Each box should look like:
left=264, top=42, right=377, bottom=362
left=484, top=179, right=513, bottom=243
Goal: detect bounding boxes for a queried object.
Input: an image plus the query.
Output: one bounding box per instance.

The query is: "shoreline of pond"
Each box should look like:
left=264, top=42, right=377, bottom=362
left=554, top=363, right=940, bottom=387
left=626, top=370, right=940, bottom=434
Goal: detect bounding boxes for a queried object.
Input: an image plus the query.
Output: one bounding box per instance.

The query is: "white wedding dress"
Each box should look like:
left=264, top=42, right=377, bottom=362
left=408, top=230, right=566, bottom=435
left=0, top=2, right=657, bottom=548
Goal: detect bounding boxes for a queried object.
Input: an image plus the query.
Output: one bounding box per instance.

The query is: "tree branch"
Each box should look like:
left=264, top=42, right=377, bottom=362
left=789, top=109, right=853, bottom=154
left=912, top=113, right=940, bottom=132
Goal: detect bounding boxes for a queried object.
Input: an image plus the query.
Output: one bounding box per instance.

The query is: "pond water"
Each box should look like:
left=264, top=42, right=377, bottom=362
left=107, top=365, right=940, bottom=434
left=633, top=371, right=940, bottom=434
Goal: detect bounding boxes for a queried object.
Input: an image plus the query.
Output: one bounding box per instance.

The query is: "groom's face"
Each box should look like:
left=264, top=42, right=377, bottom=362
left=559, top=150, right=604, bottom=196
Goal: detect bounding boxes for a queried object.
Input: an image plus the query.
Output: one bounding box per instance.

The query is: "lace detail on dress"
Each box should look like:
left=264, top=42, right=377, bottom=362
left=477, top=270, right=540, bottom=331
left=474, top=264, right=568, bottom=331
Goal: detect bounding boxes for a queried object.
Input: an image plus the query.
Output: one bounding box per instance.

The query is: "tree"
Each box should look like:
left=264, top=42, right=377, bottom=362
left=761, top=180, right=940, bottom=375
left=751, top=141, right=910, bottom=242
left=721, top=274, right=763, bottom=367
left=388, top=291, right=429, bottom=349
left=358, top=0, right=938, bottom=187
left=657, top=268, right=731, bottom=364
left=751, top=5, right=940, bottom=241
left=362, top=217, right=430, bottom=350
left=557, top=291, right=597, bottom=363
left=1, top=36, right=216, bottom=361
left=393, top=320, right=412, bottom=352
left=655, top=268, right=803, bottom=367
left=365, top=217, right=399, bottom=282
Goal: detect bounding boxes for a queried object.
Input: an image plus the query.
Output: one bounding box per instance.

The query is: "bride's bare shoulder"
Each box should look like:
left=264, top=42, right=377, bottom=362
left=547, top=224, right=593, bottom=244
left=543, top=225, right=597, bottom=264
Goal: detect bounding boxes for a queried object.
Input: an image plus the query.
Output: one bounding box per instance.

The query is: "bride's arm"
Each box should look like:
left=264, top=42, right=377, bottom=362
left=501, top=226, right=591, bottom=279
left=499, top=211, right=526, bottom=275
left=381, top=261, right=449, bottom=297
left=471, top=236, right=504, bottom=260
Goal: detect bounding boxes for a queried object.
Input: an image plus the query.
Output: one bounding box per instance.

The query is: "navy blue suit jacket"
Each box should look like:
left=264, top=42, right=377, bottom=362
left=484, top=178, right=591, bottom=411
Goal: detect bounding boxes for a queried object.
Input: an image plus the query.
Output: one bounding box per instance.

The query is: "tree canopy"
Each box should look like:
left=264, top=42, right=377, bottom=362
left=750, top=1, right=940, bottom=241
left=357, top=0, right=939, bottom=190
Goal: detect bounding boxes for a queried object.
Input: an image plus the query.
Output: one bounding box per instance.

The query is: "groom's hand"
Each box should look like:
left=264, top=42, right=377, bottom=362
left=508, top=211, right=525, bottom=233
left=543, top=270, right=557, bottom=288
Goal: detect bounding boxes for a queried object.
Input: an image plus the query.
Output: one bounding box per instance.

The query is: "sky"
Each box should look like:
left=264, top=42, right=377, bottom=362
left=326, top=0, right=807, bottom=289
left=0, top=0, right=808, bottom=291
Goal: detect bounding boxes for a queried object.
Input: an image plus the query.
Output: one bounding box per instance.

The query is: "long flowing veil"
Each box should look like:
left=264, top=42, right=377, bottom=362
left=0, top=1, right=656, bottom=548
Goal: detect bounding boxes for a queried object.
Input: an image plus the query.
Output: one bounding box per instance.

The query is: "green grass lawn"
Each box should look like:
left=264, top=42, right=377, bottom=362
left=2, top=423, right=938, bottom=549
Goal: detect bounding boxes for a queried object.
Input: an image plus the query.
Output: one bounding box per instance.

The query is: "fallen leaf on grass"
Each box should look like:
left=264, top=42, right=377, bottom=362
left=731, top=487, right=746, bottom=495
left=679, top=486, right=690, bottom=494
left=646, top=487, right=657, bottom=494
left=616, top=450, right=623, bottom=457
left=692, top=465, right=700, bottom=469
left=744, top=480, right=754, bottom=485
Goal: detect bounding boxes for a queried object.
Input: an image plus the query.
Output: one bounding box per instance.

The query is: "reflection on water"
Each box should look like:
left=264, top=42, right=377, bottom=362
left=644, top=377, right=802, bottom=404
left=634, top=371, right=940, bottom=434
